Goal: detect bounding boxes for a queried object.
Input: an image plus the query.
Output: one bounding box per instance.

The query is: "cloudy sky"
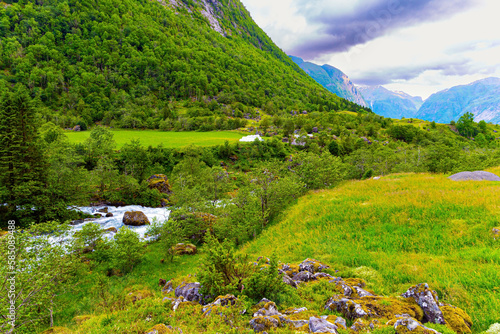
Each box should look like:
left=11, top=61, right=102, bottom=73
left=240, top=0, right=500, bottom=99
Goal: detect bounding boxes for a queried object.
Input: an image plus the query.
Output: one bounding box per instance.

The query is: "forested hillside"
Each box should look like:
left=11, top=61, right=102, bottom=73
left=0, top=0, right=366, bottom=130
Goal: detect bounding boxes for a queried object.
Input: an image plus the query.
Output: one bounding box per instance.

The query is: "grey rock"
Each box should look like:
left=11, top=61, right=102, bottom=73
left=253, top=301, right=280, bottom=317
left=402, top=283, right=445, bottom=324
left=292, top=270, right=315, bottom=282
left=249, top=316, right=280, bottom=332
left=448, top=171, right=500, bottom=181
left=162, top=280, right=174, bottom=294
left=309, top=316, right=338, bottom=333
left=354, top=286, right=375, bottom=297
left=175, top=282, right=204, bottom=304
left=299, top=258, right=329, bottom=273
left=325, top=296, right=369, bottom=319
left=313, top=272, right=334, bottom=280
left=282, top=273, right=297, bottom=288
left=393, top=317, right=439, bottom=334
left=282, top=318, right=309, bottom=328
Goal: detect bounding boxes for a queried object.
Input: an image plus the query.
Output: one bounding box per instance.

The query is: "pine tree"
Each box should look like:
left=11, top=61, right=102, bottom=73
left=0, top=85, right=47, bottom=226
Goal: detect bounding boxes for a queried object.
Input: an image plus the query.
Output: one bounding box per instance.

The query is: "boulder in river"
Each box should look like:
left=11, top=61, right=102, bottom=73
left=123, top=211, right=150, bottom=226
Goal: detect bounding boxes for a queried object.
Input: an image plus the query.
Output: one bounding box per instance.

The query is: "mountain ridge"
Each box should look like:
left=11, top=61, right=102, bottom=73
left=289, top=56, right=367, bottom=107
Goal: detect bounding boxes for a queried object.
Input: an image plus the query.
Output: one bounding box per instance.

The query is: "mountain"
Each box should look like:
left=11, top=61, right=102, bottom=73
left=290, top=56, right=367, bottom=107
left=0, top=0, right=365, bottom=129
left=358, top=86, right=423, bottom=119
left=416, top=77, right=500, bottom=123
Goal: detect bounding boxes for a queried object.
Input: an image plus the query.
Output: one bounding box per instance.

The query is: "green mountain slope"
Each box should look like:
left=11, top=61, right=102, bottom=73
left=290, top=55, right=367, bottom=107
left=0, top=0, right=365, bottom=129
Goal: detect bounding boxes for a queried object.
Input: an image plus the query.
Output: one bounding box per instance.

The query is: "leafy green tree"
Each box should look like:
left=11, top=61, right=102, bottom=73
left=456, top=112, right=478, bottom=138
left=84, top=127, right=116, bottom=169
left=0, top=221, right=78, bottom=332
left=292, top=151, right=346, bottom=190
left=250, top=161, right=304, bottom=227
left=159, top=219, right=185, bottom=263
left=119, top=139, right=151, bottom=182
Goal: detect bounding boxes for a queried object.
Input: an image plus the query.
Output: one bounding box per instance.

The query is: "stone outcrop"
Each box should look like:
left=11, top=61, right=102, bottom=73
left=309, top=316, right=338, bottom=333
left=202, top=294, right=237, bottom=316
left=402, top=283, right=445, bottom=324
left=122, top=211, right=150, bottom=226
left=174, top=282, right=204, bottom=304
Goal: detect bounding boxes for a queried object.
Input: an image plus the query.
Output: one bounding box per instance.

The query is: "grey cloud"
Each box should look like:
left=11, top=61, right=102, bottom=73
left=290, top=0, right=477, bottom=58
left=352, top=60, right=472, bottom=86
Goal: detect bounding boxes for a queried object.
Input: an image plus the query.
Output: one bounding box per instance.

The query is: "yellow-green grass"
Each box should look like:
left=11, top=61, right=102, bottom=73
left=241, top=168, right=500, bottom=332
left=65, top=130, right=244, bottom=148
left=338, top=110, right=358, bottom=116
left=392, top=118, right=433, bottom=129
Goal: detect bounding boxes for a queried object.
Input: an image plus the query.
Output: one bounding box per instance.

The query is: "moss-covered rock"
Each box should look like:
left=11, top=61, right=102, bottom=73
left=492, top=227, right=500, bottom=239
left=125, top=289, right=152, bottom=304
left=402, top=283, right=445, bottom=324
left=202, top=294, right=237, bottom=316
left=441, top=304, right=473, bottom=334
left=249, top=315, right=281, bottom=332
left=145, top=324, right=172, bottom=334
left=325, top=295, right=424, bottom=321
left=171, top=243, right=197, bottom=255
left=299, top=258, right=330, bottom=273
left=73, top=315, right=92, bottom=325
left=393, top=317, right=439, bottom=334
left=122, top=211, right=150, bottom=226
left=147, top=174, right=172, bottom=194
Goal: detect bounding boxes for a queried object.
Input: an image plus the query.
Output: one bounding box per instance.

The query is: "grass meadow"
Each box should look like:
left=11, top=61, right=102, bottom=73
left=241, top=168, right=500, bottom=332
left=53, top=169, right=500, bottom=333
left=65, top=130, right=244, bottom=148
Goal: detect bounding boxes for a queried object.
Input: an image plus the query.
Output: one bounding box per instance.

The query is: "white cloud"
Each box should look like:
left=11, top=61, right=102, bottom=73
left=240, top=0, right=500, bottom=99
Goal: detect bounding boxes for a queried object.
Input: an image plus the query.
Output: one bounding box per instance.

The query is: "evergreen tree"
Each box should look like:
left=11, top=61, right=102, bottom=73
left=0, top=85, right=48, bottom=227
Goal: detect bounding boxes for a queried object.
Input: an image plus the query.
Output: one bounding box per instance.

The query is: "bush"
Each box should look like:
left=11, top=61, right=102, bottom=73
left=361, top=169, right=374, bottom=180
left=111, top=227, right=143, bottom=273
left=199, top=233, right=289, bottom=304
left=198, top=233, right=250, bottom=300
left=242, top=256, right=287, bottom=303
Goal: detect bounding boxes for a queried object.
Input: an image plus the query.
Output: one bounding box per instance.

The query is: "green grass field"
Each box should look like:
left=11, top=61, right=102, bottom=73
left=241, top=168, right=500, bottom=331
left=65, top=130, right=245, bottom=148
left=53, top=169, right=500, bottom=333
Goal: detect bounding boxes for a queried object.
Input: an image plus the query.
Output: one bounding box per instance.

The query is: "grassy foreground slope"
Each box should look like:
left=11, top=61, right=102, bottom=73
left=242, top=169, right=500, bottom=331
left=65, top=130, right=244, bottom=148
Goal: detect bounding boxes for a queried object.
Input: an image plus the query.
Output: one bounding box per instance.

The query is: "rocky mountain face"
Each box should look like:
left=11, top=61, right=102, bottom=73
left=290, top=56, right=367, bottom=107
left=358, top=86, right=423, bottom=119
left=416, top=77, right=500, bottom=123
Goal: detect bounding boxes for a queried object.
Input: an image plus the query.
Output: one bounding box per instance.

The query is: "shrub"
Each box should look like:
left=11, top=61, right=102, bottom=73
left=111, top=227, right=143, bottom=273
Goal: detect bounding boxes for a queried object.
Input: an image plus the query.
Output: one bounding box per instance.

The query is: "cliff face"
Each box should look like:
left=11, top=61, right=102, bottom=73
left=290, top=56, right=367, bottom=107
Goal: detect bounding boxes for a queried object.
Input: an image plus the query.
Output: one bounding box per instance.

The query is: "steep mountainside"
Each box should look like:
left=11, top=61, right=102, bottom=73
left=416, top=77, right=500, bottom=123
left=0, top=0, right=366, bottom=129
left=290, top=56, right=367, bottom=107
left=359, top=86, right=423, bottom=119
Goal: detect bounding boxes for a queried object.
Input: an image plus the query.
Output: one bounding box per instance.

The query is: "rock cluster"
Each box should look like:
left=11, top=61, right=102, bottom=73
left=158, top=258, right=473, bottom=334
